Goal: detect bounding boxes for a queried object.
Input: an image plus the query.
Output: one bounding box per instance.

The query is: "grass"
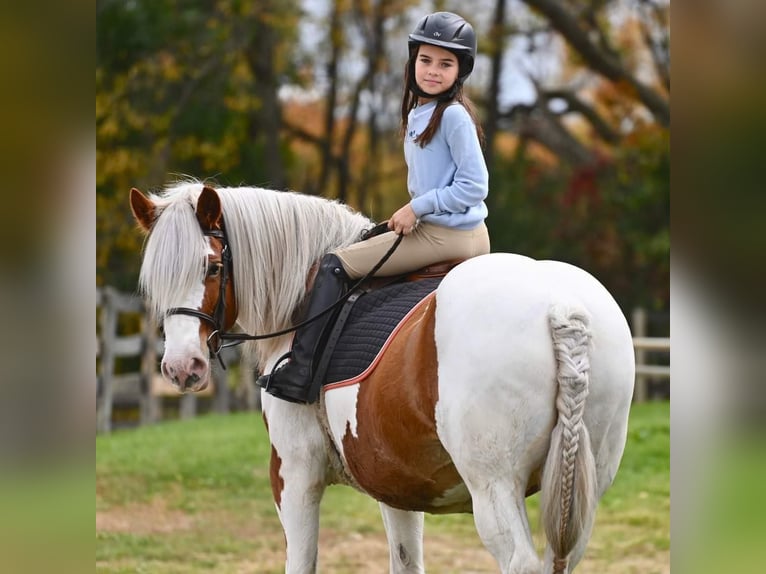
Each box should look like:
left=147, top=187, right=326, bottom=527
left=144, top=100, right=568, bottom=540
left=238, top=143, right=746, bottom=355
left=96, top=401, right=670, bottom=573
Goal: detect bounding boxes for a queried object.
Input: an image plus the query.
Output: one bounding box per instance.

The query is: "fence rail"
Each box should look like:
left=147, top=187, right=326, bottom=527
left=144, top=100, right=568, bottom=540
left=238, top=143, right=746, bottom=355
left=97, top=288, right=669, bottom=432
left=632, top=310, right=670, bottom=402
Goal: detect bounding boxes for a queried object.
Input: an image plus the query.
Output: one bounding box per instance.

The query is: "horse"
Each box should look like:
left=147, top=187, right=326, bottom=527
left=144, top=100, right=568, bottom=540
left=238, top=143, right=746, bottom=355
left=129, top=181, right=635, bottom=574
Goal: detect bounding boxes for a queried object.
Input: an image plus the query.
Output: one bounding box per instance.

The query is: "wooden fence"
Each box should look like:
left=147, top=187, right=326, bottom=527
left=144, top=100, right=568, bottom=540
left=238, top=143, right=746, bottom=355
left=96, top=288, right=669, bottom=433
left=96, top=287, right=258, bottom=433
left=631, top=307, right=670, bottom=403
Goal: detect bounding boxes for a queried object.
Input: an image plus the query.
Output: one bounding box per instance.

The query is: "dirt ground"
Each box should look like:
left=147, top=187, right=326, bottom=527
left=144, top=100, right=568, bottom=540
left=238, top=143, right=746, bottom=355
left=97, top=501, right=669, bottom=573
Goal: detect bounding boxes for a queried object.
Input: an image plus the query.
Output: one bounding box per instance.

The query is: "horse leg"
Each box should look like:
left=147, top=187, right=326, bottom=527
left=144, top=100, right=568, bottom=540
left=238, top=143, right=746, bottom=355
left=276, top=481, right=324, bottom=574
left=437, top=399, right=541, bottom=571
left=433, top=325, right=549, bottom=572
left=464, top=478, right=541, bottom=574
left=265, top=401, right=329, bottom=574
left=379, top=503, right=425, bottom=574
left=433, top=343, right=549, bottom=571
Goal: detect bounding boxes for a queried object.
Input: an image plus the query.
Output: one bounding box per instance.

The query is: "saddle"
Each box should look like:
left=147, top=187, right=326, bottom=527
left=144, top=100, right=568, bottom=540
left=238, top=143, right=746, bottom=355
left=311, top=259, right=463, bottom=390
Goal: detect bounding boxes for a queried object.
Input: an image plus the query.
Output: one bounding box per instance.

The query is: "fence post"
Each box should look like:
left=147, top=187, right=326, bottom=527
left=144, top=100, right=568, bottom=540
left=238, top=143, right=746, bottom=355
left=97, top=287, right=117, bottom=433
left=212, top=352, right=231, bottom=414
left=632, top=307, right=648, bottom=403
left=139, top=312, right=161, bottom=425
left=179, top=393, right=197, bottom=419
left=240, top=351, right=261, bottom=411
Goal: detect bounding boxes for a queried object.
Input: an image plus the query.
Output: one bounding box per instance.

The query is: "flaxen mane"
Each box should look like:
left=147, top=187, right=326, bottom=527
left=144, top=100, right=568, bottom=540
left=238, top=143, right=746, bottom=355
left=139, top=180, right=373, bottom=364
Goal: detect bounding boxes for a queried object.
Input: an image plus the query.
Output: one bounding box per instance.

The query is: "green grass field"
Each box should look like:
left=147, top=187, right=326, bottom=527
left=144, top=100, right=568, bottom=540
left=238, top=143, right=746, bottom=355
left=96, top=401, right=669, bottom=573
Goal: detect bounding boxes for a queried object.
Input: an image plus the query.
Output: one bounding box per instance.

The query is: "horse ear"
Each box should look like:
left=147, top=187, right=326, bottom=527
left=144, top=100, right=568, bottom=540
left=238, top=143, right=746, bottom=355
left=196, top=186, right=222, bottom=231
left=130, top=187, right=156, bottom=232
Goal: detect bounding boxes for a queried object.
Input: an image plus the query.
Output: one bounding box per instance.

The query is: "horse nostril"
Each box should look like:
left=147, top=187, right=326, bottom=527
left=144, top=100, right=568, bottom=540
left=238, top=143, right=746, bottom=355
left=190, top=357, right=206, bottom=375
left=161, top=362, right=174, bottom=380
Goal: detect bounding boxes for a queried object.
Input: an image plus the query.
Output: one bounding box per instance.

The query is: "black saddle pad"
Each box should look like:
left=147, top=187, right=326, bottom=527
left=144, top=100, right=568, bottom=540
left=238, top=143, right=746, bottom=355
left=323, top=277, right=442, bottom=385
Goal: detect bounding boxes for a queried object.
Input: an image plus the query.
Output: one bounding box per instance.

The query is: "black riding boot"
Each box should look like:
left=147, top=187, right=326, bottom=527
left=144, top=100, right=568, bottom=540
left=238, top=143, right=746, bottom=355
left=256, top=254, right=348, bottom=404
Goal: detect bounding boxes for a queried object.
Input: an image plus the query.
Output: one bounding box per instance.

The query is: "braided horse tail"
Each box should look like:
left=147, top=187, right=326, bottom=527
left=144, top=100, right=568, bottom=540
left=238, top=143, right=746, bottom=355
left=541, top=306, right=599, bottom=573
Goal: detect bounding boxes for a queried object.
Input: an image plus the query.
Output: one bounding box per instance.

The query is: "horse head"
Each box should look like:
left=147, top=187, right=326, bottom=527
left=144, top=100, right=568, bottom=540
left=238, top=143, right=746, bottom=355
left=130, top=185, right=238, bottom=392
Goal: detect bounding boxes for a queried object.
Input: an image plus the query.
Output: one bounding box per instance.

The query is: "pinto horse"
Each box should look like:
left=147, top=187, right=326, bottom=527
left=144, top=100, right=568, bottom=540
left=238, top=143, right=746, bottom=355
left=130, top=182, right=635, bottom=574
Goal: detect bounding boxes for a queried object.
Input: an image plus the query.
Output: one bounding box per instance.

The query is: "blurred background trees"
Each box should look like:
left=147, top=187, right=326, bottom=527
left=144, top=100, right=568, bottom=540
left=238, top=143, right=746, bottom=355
left=97, top=0, right=669, bottom=314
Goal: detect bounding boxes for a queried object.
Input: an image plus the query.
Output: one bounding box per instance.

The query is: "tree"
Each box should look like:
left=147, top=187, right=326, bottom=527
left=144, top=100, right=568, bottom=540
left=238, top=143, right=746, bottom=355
left=97, top=0, right=300, bottom=288
left=97, top=0, right=669, bottom=313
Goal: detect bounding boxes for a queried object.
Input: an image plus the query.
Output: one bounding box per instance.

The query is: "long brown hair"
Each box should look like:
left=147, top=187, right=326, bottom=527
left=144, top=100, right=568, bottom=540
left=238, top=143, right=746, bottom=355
left=399, top=55, right=485, bottom=149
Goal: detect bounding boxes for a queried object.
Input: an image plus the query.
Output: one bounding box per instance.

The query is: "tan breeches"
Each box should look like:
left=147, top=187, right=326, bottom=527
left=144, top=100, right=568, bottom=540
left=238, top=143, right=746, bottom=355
left=335, top=221, right=490, bottom=280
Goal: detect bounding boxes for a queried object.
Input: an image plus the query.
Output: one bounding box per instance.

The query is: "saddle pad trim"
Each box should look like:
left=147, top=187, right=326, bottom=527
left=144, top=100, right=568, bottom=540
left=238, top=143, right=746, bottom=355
left=324, top=292, right=437, bottom=391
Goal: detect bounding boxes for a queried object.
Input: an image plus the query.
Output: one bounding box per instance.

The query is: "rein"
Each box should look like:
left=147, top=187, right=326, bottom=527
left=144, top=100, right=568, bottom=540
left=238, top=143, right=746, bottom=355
left=165, top=221, right=403, bottom=369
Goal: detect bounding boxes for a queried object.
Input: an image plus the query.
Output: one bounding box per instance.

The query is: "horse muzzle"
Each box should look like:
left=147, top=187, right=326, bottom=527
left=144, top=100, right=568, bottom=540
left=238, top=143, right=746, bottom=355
left=161, top=353, right=211, bottom=393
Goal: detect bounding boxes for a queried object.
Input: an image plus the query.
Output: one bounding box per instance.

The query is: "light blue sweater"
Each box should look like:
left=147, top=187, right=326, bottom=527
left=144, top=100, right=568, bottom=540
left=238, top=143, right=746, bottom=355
left=404, top=100, right=489, bottom=230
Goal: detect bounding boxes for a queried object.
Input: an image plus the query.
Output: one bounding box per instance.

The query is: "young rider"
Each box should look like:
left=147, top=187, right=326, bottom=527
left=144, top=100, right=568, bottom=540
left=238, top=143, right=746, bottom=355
left=259, top=12, right=490, bottom=403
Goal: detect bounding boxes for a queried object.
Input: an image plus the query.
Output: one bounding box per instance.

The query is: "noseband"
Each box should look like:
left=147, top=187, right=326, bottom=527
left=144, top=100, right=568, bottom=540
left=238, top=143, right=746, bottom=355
left=165, top=227, right=236, bottom=369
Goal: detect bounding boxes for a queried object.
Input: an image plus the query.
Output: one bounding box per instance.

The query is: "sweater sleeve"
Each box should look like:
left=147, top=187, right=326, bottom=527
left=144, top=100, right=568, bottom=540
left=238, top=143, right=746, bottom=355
left=409, top=106, right=488, bottom=217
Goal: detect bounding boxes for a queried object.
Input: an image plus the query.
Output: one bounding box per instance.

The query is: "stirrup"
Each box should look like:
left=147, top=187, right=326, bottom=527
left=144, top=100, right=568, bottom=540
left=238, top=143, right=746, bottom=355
left=256, top=352, right=312, bottom=404
left=255, top=351, right=291, bottom=390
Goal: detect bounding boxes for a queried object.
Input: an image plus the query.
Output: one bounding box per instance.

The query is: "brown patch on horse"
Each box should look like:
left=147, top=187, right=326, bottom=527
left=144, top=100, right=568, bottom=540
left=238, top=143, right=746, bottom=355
left=197, top=234, right=238, bottom=338
left=263, top=414, right=285, bottom=509
left=339, top=295, right=468, bottom=513
left=269, top=445, right=285, bottom=510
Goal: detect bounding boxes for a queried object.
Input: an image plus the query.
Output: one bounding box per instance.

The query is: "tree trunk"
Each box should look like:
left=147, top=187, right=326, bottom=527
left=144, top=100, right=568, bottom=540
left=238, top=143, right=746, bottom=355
left=484, top=0, right=507, bottom=170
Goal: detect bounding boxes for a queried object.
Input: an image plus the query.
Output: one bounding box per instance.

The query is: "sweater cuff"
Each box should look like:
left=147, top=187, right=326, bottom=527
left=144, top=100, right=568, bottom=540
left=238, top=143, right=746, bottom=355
left=410, top=192, right=437, bottom=217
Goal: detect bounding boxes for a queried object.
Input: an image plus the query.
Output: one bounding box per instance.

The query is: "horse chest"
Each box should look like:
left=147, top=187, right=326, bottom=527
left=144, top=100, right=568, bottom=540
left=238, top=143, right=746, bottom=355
left=322, top=298, right=471, bottom=514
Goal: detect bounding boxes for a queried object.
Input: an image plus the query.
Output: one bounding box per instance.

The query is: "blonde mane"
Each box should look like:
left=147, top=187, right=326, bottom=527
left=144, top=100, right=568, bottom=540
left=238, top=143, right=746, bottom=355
left=139, top=181, right=373, bottom=364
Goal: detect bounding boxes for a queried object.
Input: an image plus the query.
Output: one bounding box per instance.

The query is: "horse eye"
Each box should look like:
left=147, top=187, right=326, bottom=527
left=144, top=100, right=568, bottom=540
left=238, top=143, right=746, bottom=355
left=207, top=263, right=222, bottom=277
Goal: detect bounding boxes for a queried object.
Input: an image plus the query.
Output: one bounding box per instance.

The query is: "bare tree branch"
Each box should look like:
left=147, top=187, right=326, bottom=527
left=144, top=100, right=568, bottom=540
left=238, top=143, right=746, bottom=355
left=542, top=88, right=620, bottom=144
left=244, top=2, right=286, bottom=189
left=521, top=0, right=669, bottom=125
left=318, top=0, right=343, bottom=195
left=484, top=0, right=508, bottom=169
left=503, top=101, right=598, bottom=166
left=638, top=0, right=670, bottom=91
left=281, top=121, right=325, bottom=147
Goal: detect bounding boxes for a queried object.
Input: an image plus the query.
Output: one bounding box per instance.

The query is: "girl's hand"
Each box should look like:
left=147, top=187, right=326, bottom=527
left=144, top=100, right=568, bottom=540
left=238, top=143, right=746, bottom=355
left=388, top=204, right=418, bottom=235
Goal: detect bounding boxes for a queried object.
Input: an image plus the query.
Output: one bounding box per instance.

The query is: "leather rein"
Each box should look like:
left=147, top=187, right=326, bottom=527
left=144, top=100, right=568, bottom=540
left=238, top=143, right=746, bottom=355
left=164, top=221, right=402, bottom=369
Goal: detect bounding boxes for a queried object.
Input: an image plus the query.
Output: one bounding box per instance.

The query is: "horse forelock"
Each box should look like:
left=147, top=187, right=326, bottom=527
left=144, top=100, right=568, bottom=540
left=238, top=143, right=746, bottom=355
left=138, top=183, right=208, bottom=318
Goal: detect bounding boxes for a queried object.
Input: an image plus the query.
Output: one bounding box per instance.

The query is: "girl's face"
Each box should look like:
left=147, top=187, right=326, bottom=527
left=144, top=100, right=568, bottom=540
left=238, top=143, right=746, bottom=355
left=414, top=44, right=459, bottom=101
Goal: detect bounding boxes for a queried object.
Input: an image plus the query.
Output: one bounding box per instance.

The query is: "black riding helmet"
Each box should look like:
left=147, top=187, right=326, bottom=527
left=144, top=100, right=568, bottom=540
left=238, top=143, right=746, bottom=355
left=408, top=12, right=477, bottom=84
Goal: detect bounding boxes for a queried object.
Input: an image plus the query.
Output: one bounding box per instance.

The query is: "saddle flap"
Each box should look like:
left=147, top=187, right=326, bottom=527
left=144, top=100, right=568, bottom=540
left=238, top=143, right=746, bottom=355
left=318, top=277, right=443, bottom=386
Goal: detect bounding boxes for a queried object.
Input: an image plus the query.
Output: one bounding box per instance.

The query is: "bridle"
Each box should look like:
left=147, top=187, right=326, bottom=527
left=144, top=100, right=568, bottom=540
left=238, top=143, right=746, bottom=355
left=164, top=218, right=403, bottom=370
left=165, top=227, right=237, bottom=369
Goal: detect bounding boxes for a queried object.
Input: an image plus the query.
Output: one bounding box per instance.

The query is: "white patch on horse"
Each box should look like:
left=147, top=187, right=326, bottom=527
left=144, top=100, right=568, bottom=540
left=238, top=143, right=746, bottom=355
left=431, top=482, right=471, bottom=509
left=161, top=242, right=212, bottom=358
left=159, top=276, right=209, bottom=390
left=324, top=385, right=362, bottom=446
left=163, top=312, right=203, bottom=354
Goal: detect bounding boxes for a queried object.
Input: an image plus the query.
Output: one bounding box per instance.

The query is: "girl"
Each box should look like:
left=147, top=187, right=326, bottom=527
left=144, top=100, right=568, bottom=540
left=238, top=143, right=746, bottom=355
left=259, top=12, right=490, bottom=403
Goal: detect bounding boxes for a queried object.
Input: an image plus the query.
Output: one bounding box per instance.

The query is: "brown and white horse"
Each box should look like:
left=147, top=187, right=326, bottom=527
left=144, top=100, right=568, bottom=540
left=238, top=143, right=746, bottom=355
left=130, top=182, right=635, bottom=574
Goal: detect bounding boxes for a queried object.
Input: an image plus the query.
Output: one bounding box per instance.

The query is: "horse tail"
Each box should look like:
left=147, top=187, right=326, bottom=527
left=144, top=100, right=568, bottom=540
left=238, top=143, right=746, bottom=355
left=540, top=305, right=599, bottom=573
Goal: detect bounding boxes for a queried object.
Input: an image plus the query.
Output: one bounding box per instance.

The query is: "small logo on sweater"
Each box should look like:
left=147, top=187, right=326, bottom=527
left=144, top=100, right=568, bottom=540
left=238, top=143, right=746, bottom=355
left=408, top=130, right=416, bottom=138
